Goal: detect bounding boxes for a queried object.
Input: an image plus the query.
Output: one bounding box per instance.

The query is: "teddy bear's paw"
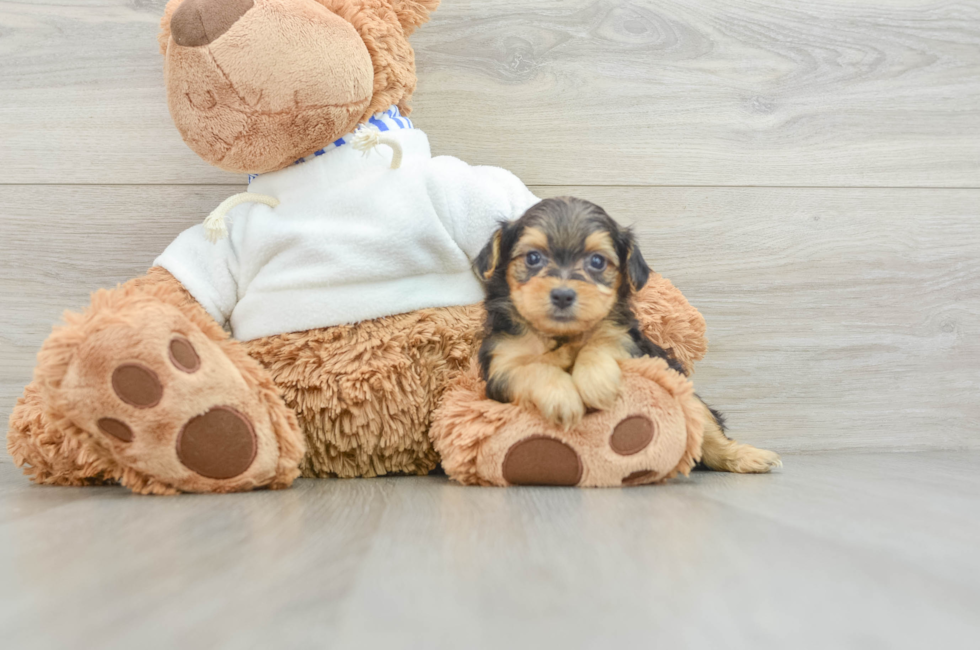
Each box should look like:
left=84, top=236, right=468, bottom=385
left=495, top=414, right=665, bottom=487
left=473, top=369, right=696, bottom=488
left=53, top=302, right=291, bottom=493
left=435, top=363, right=699, bottom=488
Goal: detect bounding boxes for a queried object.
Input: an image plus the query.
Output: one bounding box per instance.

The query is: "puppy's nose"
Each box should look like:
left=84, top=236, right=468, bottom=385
left=170, top=0, right=254, bottom=47
left=550, top=288, right=577, bottom=310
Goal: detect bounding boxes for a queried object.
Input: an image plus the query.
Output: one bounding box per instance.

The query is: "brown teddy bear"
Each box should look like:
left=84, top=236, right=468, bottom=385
left=6, top=0, right=778, bottom=494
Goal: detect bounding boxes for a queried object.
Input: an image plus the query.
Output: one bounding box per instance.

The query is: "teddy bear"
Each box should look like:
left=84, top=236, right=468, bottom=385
left=6, top=0, right=778, bottom=494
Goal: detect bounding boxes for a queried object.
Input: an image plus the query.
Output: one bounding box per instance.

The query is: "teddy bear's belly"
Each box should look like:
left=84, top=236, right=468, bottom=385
left=244, top=303, right=484, bottom=478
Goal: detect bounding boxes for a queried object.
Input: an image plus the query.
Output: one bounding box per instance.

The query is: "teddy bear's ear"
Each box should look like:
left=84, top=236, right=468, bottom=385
left=389, top=0, right=440, bottom=35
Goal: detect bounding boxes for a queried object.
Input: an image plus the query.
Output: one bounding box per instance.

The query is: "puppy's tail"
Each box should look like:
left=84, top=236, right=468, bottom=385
left=695, top=396, right=782, bottom=473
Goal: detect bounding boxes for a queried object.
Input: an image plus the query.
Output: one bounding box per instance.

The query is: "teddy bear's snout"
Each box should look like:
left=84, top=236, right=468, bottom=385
left=171, top=0, right=255, bottom=47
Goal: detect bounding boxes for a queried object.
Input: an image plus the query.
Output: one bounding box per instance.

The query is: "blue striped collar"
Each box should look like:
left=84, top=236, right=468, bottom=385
left=248, top=105, right=414, bottom=183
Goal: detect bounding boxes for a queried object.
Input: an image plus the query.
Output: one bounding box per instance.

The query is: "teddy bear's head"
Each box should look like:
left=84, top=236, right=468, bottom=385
left=159, top=0, right=438, bottom=174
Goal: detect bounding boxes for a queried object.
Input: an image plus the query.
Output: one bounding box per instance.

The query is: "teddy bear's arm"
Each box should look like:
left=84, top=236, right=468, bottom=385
left=154, top=221, right=242, bottom=331
left=426, top=156, right=540, bottom=261
left=632, top=273, right=708, bottom=374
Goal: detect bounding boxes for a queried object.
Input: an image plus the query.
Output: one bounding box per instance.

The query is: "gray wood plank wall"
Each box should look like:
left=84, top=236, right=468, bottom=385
left=1, top=0, right=978, bottom=454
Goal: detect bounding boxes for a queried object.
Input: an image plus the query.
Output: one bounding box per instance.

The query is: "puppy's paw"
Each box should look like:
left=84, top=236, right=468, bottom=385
left=720, top=445, right=782, bottom=474
left=572, top=356, right=621, bottom=411
left=527, top=378, right=585, bottom=430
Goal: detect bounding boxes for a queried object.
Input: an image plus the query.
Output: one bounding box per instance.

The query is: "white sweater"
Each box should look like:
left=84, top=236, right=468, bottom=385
left=155, top=123, right=539, bottom=341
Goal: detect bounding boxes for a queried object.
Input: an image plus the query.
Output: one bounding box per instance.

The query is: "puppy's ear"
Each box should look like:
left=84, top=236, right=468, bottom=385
left=624, top=231, right=651, bottom=291
left=474, top=227, right=504, bottom=282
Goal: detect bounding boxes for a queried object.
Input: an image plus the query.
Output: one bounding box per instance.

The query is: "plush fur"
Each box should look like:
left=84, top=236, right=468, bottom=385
left=245, top=304, right=482, bottom=478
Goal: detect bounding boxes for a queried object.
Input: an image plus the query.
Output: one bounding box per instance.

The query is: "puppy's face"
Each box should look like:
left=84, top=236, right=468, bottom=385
left=507, top=224, right=620, bottom=335
left=476, top=197, right=651, bottom=337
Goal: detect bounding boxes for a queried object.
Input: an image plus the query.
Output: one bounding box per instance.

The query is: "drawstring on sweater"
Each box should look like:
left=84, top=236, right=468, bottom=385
left=203, top=193, right=279, bottom=243
left=352, top=124, right=404, bottom=169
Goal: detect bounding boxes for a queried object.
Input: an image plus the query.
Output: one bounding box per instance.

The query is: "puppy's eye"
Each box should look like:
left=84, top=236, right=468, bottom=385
left=589, top=254, right=607, bottom=271
left=525, top=251, right=543, bottom=267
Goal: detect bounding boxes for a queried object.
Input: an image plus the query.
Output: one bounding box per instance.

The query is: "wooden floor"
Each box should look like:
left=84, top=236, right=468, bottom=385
left=1, top=1, right=979, bottom=647
left=1, top=451, right=979, bottom=649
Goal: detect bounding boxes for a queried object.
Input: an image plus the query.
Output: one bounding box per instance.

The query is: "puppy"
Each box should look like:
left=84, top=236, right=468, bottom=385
left=474, top=196, right=781, bottom=473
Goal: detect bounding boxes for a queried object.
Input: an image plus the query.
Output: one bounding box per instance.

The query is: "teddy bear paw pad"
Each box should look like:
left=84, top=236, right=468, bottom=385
left=111, top=363, right=163, bottom=407
left=97, top=417, right=134, bottom=442
left=168, top=336, right=201, bottom=372
left=177, top=406, right=257, bottom=479
left=502, top=435, right=583, bottom=486
left=609, top=415, right=656, bottom=456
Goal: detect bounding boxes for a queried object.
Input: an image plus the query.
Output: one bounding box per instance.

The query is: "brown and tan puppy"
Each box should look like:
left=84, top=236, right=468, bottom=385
left=476, top=197, right=781, bottom=473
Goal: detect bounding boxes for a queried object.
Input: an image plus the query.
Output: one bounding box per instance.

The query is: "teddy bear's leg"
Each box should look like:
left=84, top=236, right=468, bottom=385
left=246, top=304, right=483, bottom=478
left=6, top=268, right=305, bottom=494
left=697, top=400, right=782, bottom=474
left=432, top=358, right=707, bottom=487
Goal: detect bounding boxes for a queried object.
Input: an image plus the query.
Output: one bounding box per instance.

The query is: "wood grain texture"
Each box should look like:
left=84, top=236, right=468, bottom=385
left=2, top=184, right=977, bottom=453
left=1, top=0, right=978, bottom=186
left=1, top=452, right=979, bottom=649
